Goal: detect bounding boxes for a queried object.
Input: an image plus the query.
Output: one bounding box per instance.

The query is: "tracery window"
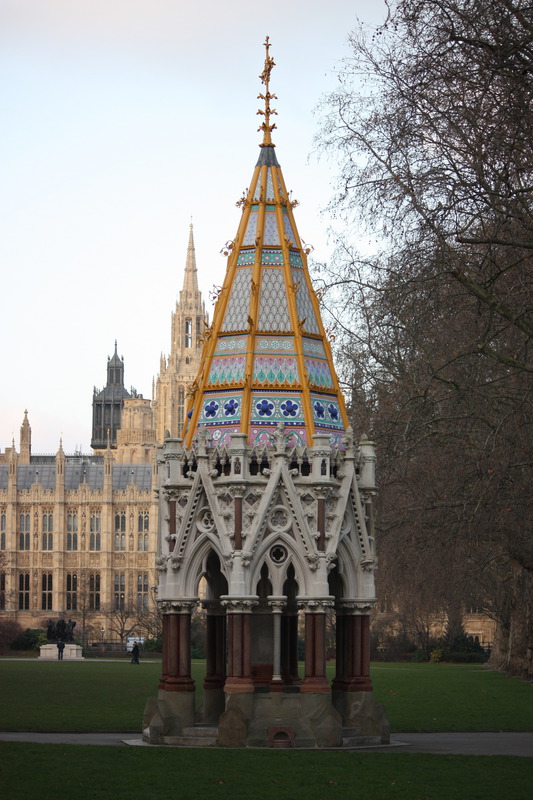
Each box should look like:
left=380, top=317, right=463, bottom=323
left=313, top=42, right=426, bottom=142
left=41, top=573, right=53, bottom=610
left=137, top=572, right=149, bottom=611
left=42, top=511, right=53, bottom=550
left=19, top=512, right=30, bottom=550
left=18, top=572, right=30, bottom=610
left=89, top=572, right=100, bottom=611
left=114, top=572, right=125, bottom=610
left=66, top=572, right=77, bottom=610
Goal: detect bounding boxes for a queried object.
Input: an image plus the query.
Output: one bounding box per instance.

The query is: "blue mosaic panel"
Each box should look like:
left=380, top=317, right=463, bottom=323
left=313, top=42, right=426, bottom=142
left=304, top=358, right=334, bottom=389
left=258, top=269, right=291, bottom=331
left=237, top=249, right=255, bottom=266
left=289, top=251, right=303, bottom=268
left=263, top=212, right=280, bottom=246
left=261, top=249, right=284, bottom=265
left=250, top=392, right=305, bottom=426
left=253, top=356, right=299, bottom=386
left=256, top=336, right=296, bottom=354
left=292, top=269, right=320, bottom=334
left=283, top=211, right=296, bottom=245
left=222, top=269, right=251, bottom=332
left=199, top=392, right=243, bottom=425
left=276, top=174, right=286, bottom=200
left=208, top=356, right=246, bottom=386
left=311, top=394, right=344, bottom=430
left=302, top=337, right=326, bottom=357
left=243, top=212, right=258, bottom=246
left=216, top=336, right=248, bottom=353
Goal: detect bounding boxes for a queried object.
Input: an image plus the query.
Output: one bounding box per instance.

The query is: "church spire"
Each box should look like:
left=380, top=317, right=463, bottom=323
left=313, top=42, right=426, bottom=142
left=182, top=221, right=199, bottom=298
left=183, top=40, right=348, bottom=449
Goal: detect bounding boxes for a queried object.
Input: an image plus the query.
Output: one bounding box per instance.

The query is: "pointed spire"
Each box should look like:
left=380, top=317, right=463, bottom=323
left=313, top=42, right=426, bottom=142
left=183, top=40, right=348, bottom=449
left=182, top=221, right=199, bottom=298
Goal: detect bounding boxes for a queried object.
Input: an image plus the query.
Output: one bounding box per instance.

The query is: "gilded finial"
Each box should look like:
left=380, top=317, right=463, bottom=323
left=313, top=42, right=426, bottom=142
left=257, top=36, right=277, bottom=146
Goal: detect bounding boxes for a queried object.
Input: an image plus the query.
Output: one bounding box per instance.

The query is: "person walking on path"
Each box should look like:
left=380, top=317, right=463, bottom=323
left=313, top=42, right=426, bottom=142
left=57, top=641, right=65, bottom=661
left=131, top=642, right=140, bottom=664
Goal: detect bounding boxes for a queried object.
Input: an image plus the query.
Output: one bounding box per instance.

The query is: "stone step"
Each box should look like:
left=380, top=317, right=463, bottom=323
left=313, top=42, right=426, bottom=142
left=181, top=726, right=219, bottom=739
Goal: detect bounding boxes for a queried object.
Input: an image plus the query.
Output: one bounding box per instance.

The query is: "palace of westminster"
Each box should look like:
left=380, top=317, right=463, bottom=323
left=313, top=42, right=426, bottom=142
left=0, top=224, right=207, bottom=641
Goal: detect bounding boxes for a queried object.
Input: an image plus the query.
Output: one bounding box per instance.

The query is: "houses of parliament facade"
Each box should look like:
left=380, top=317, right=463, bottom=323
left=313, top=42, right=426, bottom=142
left=0, top=225, right=208, bottom=642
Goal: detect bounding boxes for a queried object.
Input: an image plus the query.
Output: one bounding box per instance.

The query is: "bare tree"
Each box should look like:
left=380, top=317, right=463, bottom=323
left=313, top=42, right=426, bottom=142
left=318, top=0, right=533, bottom=677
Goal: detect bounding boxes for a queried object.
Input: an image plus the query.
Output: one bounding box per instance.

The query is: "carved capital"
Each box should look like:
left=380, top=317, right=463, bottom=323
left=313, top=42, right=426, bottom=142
left=158, top=599, right=197, bottom=614
left=220, top=597, right=259, bottom=613
left=297, top=597, right=335, bottom=614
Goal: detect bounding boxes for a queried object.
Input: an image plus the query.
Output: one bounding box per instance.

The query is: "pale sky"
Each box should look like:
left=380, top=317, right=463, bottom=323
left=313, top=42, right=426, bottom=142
left=0, top=0, right=386, bottom=454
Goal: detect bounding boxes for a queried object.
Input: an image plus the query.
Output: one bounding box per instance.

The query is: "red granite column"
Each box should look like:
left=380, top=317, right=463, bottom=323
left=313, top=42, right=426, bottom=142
left=223, top=600, right=255, bottom=694
left=281, top=610, right=300, bottom=685
left=203, top=603, right=226, bottom=692
left=159, top=602, right=196, bottom=693
left=334, top=613, right=372, bottom=692
left=301, top=602, right=331, bottom=693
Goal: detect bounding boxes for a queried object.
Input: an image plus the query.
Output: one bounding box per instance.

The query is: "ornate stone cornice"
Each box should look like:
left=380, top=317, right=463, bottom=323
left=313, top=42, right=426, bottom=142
left=158, top=599, right=198, bottom=614
left=297, top=597, right=335, bottom=613
left=220, top=596, right=259, bottom=613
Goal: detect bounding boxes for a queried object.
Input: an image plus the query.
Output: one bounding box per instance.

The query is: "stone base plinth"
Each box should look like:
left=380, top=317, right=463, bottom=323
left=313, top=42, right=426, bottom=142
left=332, top=689, right=390, bottom=744
left=142, top=689, right=196, bottom=744
left=39, top=644, right=84, bottom=660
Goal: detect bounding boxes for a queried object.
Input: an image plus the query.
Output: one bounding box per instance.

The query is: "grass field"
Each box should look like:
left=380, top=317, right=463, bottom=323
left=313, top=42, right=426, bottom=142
left=0, top=659, right=531, bottom=800
left=0, top=659, right=531, bottom=732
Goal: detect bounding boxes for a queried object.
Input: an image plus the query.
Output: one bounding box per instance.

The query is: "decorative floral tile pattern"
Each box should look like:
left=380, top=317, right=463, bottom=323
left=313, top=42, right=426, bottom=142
left=305, top=358, right=334, bottom=389
left=250, top=426, right=307, bottom=447
left=265, top=168, right=275, bottom=201
left=222, top=268, right=251, bottom=331
left=289, top=251, right=303, bottom=268
left=250, top=392, right=305, bottom=425
left=258, top=269, right=291, bottom=331
left=257, top=336, right=296, bottom=354
left=261, top=249, right=284, bottom=265
left=216, top=336, right=248, bottom=353
left=292, top=269, right=320, bottom=334
left=243, top=212, right=258, bottom=246
left=253, top=356, right=299, bottom=385
left=237, top=249, right=255, bottom=266
left=302, top=338, right=326, bottom=357
left=199, top=392, right=242, bottom=424
left=283, top=211, right=295, bottom=245
left=311, top=394, right=344, bottom=429
left=208, top=356, right=246, bottom=385
left=263, top=212, right=280, bottom=245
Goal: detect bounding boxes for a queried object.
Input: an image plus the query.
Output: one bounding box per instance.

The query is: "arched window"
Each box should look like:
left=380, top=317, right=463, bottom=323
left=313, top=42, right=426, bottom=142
left=18, top=572, right=30, bottom=610
left=89, top=573, right=101, bottom=611
left=41, top=573, right=53, bottom=610
left=137, top=572, right=149, bottom=610
left=138, top=511, right=149, bottom=532
left=0, top=512, right=5, bottom=551
left=0, top=572, right=5, bottom=610
left=114, top=573, right=125, bottom=610
left=185, top=318, right=192, bottom=348
left=66, top=573, right=77, bottom=610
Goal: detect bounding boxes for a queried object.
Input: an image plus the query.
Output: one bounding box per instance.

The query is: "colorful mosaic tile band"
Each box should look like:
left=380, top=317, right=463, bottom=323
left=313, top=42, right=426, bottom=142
left=250, top=392, right=305, bottom=426
left=304, top=358, right=334, bottom=389
left=311, top=394, right=344, bottom=430
left=207, top=356, right=246, bottom=386
left=253, top=356, right=299, bottom=385
left=256, top=336, right=296, bottom=354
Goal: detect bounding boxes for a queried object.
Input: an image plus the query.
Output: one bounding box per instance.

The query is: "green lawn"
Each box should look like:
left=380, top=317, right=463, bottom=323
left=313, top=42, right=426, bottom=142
left=0, top=659, right=531, bottom=733
left=0, top=744, right=531, bottom=800
left=0, top=659, right=531, bottom=800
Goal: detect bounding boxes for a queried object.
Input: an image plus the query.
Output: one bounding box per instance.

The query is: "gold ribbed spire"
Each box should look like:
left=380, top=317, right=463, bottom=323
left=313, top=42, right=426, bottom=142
left=182, top=40, right=348, bottom=449
left=257, top=36, right=277, bottom=146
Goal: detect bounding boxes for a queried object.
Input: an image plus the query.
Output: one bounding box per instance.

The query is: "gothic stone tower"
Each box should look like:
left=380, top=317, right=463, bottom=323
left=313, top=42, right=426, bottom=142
left=153, top=224, right=209, bottom=443
left=143, top=41, right=388, bottom=748
left=91, top=343, right=131, bottom=451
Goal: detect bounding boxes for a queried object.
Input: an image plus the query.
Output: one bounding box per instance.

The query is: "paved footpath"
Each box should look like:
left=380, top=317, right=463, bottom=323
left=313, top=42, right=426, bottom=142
left=0, top=730, right=532, bottom=756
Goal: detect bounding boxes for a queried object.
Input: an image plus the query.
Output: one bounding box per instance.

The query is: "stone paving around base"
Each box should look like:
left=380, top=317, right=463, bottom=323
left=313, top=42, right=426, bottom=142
left=0, top=730, right=532, bottom=756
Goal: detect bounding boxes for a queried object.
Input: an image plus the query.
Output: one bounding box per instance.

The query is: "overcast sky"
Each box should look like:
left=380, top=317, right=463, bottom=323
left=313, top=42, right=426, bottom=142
left=0, top=0, right=386, bottom=454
